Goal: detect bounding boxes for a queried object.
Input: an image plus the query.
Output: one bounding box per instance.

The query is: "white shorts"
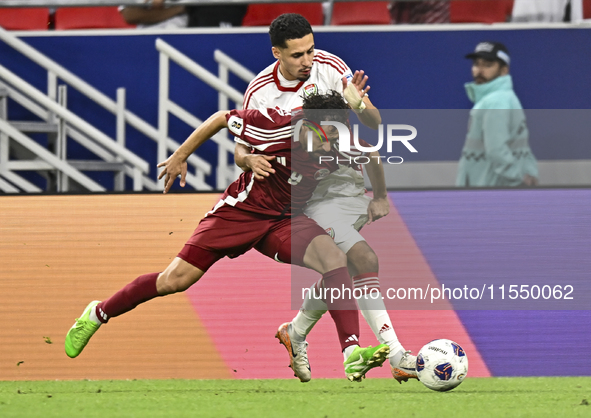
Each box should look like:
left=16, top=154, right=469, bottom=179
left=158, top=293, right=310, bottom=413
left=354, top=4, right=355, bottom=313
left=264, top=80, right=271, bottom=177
left=304, top=195, right=371, bottom=254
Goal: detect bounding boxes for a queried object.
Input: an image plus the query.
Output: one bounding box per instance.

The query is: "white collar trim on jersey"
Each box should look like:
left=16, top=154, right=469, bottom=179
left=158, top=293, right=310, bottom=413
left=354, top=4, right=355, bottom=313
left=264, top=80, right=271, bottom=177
left=276, top=64, right=301, bottom=89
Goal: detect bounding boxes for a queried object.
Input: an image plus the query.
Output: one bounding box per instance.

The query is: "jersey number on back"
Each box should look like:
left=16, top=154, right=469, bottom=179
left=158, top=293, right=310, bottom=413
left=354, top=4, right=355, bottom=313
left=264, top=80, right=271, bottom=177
left=288, top=172, right=303, bottom=185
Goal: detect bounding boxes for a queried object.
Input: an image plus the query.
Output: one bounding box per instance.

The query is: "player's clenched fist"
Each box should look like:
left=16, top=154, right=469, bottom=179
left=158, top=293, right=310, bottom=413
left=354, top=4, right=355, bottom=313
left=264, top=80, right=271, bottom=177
left=366, top=197, right=390, bottom=225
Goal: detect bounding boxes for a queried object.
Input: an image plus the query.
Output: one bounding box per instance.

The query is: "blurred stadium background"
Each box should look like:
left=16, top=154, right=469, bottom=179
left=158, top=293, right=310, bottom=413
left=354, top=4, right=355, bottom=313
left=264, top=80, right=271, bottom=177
left=1, top=0, right=590, bottom=382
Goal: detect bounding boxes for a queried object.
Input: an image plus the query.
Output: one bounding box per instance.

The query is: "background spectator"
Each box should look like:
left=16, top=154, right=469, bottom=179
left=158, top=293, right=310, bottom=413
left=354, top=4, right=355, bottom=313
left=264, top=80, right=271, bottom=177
left=457, top=42, right=538, bottom=187
left=120, top=0, right=247, bottom=29
left=390, top=1, right=449, bottom=23
left=185, top=4, right=247, bottom=27
left=120, top=0, right=188, bottom=29
left=512, top=0, right=570, bottom=22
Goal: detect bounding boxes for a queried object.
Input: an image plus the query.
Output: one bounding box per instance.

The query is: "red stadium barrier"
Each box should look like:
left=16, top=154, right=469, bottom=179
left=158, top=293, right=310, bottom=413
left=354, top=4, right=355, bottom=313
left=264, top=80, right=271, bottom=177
left=54, top=7, right=135, bottom=30
left=331, top=1, right=391, bottom=25
left=450, top=0, right=513, bottom=23
left=242, top=3, right=324, bottom=27
left=0, top=8, right=49, bottom=30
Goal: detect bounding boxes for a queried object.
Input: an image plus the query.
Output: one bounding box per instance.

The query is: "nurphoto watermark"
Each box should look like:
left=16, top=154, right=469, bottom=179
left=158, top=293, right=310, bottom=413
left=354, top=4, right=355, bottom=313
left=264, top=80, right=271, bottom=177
left=293, top=117, right=418, bottom=165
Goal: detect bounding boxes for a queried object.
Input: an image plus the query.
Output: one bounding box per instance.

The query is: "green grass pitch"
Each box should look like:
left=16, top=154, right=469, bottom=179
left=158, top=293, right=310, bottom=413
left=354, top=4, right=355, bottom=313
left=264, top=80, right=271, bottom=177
left=1, top=377, right=590, bottom=418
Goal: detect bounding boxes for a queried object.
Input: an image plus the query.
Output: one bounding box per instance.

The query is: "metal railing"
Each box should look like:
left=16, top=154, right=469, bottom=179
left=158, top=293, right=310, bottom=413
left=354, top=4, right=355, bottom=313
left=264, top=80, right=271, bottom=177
left=1, top=25, right=257, bottom=193
left=0, top=26, right=158, bottom=191
left=0, top=26, right=259, bottom=192
left=0, top=26, right=236, bottom=192
left=0, top=64, right=149, bottom=170
left=0, top=117, right=104, bottom=191
left=214, top=49, right=256, bottom=110
left=156, top=39, right=255, bottom=190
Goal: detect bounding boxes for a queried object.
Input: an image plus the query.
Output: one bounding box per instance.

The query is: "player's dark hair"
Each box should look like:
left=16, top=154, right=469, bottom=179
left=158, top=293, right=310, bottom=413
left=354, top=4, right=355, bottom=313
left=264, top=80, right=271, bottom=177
left=302, top=90, right=350, bottom=125
left=269, top=14, right=313, bottom=48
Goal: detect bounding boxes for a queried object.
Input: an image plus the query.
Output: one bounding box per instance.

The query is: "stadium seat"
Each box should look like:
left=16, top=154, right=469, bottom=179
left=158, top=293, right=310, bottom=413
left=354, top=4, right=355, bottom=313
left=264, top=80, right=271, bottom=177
left=450, top=0, right=514, bottom=23
left=0, top=8, right=50, bottom=30
left=242, top=3, right=324, bottom=26
left=54, top=7, right=135, bottom=30
left=331, top=1, right=391, bottom=25
left=585, top=0, right=591, bottom=19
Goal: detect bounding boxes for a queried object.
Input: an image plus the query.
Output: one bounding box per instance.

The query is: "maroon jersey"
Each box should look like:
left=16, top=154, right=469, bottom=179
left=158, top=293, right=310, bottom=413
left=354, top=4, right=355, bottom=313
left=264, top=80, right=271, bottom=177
left=222, top=108, right=336, bottom=217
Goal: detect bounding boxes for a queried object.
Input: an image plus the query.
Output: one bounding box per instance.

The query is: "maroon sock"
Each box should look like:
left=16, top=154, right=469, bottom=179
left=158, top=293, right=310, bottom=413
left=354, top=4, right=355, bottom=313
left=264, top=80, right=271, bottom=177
left=322, top=267, right=360, bottom=351
left=96, top=272, right=160, bottom=323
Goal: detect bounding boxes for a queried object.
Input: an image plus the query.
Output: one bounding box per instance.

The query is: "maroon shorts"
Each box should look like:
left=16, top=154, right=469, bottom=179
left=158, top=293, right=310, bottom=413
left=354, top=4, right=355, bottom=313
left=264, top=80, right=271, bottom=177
left=177, top=204, right=326, bottom=272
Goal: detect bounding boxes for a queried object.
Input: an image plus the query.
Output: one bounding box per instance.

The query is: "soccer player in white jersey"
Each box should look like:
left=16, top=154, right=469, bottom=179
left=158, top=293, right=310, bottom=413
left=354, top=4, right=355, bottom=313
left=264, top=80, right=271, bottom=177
left=236, top=13, right=418, bottom=383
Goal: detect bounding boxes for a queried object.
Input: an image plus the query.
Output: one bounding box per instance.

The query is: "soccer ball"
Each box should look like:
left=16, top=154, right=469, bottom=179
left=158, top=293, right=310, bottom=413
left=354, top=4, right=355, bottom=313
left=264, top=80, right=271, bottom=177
left=416, top=339, right=468, bottom=392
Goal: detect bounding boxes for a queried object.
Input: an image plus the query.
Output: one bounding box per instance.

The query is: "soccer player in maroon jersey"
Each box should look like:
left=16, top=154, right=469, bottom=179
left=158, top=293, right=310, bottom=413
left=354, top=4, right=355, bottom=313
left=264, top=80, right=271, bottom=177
left=64, top=91, right=389, bottom=382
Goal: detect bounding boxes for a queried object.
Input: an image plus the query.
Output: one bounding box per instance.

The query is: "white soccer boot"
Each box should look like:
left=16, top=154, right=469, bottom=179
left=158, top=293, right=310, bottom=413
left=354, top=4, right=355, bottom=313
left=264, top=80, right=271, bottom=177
left=275, top=322, right=311, bottom=382
left=391, top=350, right=420, bottom=384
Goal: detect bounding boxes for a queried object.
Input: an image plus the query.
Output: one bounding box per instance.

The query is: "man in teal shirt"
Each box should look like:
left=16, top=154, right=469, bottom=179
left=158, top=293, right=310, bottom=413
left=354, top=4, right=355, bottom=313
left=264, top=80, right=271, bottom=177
left=456, top=42, right=538, bottom=187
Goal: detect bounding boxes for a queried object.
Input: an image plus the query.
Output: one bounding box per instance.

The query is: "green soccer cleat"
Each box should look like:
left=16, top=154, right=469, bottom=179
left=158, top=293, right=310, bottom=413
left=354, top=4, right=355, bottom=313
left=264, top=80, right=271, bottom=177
left=64, top=301, right=101, bottom=358
left=344, top=344, right=390, bottom=382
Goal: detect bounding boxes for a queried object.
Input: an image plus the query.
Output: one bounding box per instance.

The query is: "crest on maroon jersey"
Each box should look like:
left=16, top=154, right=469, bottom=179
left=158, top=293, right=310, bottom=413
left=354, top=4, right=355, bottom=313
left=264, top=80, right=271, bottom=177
left=314, top=168, right=330, bottom=181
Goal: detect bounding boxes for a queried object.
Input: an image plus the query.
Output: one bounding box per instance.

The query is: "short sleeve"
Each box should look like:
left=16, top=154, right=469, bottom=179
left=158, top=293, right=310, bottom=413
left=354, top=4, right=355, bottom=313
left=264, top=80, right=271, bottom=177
left=226, top=110, right=246, bottom=139
left=225, top=109, right=292, bottom=151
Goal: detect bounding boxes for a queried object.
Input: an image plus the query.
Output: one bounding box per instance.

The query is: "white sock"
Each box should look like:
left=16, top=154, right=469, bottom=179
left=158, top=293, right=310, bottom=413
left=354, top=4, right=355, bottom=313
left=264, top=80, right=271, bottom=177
left=388, top=348, right=405, bottom=368
left=292, top=282, right=328, bottom=338
left=343, top=344, right=358, bottom=361
left=88, top=305, right=101, bottom=325
left=354, top=275, right=404, bottom=368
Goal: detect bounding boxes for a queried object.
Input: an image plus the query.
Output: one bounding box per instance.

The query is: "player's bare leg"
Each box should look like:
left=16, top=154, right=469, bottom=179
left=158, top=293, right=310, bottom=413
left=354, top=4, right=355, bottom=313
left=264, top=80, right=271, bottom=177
left=346, top=241, right=418, bottom=383
left=65, top=258, right=204, bottom=358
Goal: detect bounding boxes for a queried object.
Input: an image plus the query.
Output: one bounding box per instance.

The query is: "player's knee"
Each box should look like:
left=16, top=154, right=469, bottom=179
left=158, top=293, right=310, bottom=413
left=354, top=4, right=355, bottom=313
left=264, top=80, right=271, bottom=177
left=362, top=250, right=379, bottom=272
left=322, top=245, right=348, bottom=270
left=304, top=234, right=348, bottom=273
left=348, top=245, right=379, bottom=274
left=158, top=269, right=195, bottom=294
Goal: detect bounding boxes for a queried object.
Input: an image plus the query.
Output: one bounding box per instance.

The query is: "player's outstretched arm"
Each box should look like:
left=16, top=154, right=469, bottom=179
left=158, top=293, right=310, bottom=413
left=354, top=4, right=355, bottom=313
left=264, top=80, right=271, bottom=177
left=158, top=110, right=229, bottom=193
left=365, top=150, right=389, bottom=224
left=234, top=143, right=276, bottom=181
left=342, top=70, right=382, bottom=130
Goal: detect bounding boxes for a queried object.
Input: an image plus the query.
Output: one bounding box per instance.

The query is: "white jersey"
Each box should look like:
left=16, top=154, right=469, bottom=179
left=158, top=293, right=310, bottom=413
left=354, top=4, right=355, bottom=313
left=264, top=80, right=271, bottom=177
left=243, top=49, right=366, bottom=201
